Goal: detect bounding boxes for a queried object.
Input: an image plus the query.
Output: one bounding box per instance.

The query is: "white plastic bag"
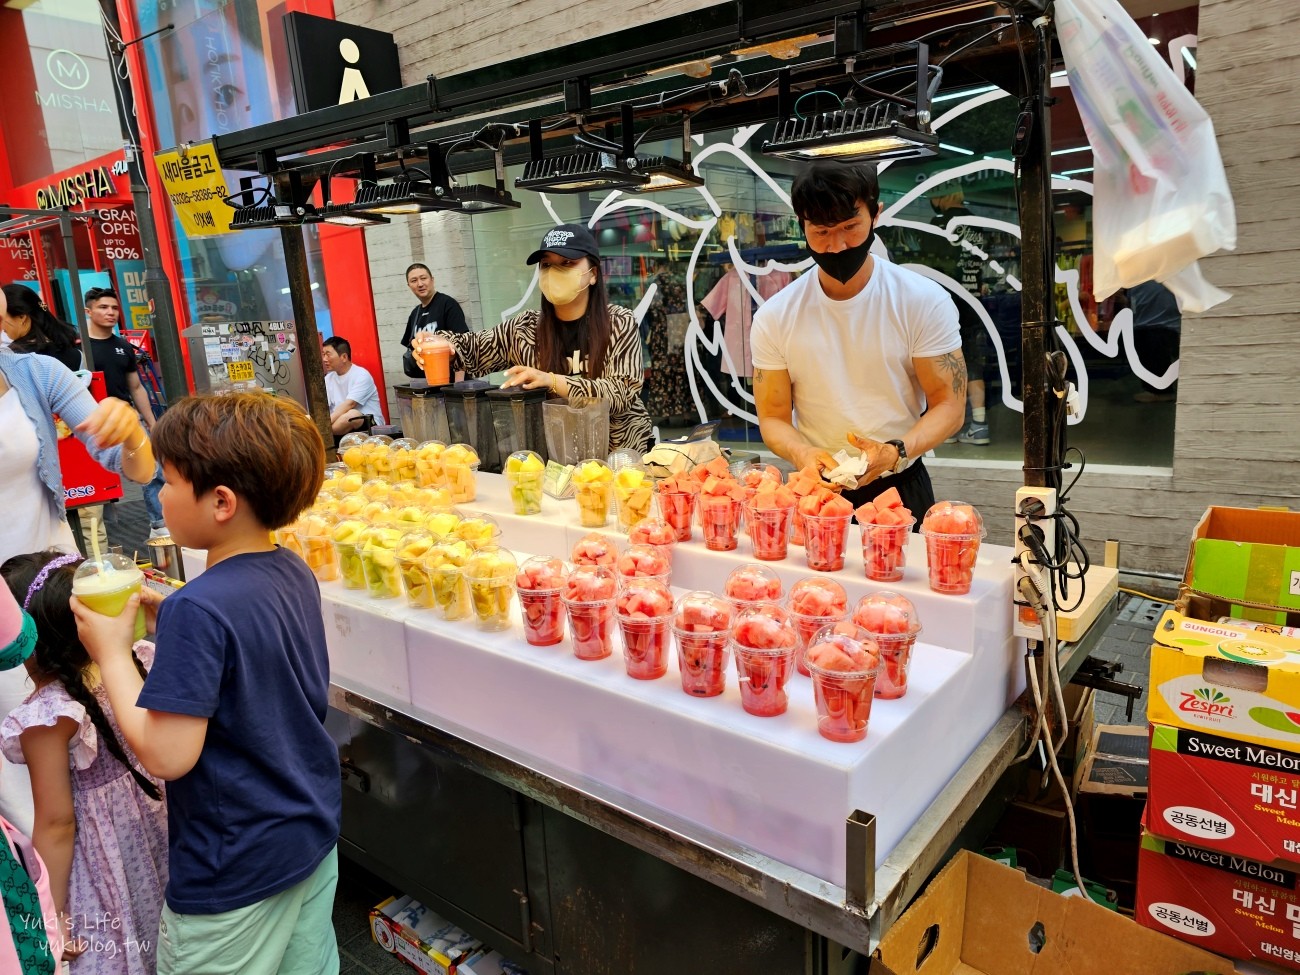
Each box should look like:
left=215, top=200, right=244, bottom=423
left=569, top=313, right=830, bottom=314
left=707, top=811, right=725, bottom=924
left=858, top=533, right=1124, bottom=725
left=1055, top=0, right=1236, bottom=312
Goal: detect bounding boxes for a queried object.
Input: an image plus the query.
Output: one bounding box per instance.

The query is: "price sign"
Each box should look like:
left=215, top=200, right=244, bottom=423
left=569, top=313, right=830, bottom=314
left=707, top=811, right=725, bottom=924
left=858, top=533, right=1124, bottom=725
left=225, top=360, right=255, bottom=383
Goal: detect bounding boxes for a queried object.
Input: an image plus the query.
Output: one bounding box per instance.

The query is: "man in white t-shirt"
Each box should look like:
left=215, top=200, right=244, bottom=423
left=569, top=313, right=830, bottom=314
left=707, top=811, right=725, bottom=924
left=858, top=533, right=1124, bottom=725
left=322, top=336, right=386, bottom=435
left=751, top=161, right=965, bottom=515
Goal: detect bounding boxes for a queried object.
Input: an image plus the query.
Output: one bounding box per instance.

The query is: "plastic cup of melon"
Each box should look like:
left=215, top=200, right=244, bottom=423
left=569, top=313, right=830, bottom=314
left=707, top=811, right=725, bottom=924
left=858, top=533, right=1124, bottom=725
left=730, top=604, right=798, bottom=717
left=563, top=564, right=619, bottom=660
left=673, top=592, right=734, bottom=697
left=920, top=501, right=986, bottom=595
left=616, top=580, right=675, bottom=680
left=515, top=556, right=569, bottom=647
left=806, top=623, right=882, bottom=743
left=861, top=518, right=916, bottom=582
left=744, top=503, right=793, bottom=562
left=658, top=491, right=696, bottom=542
left=699, top=496, right=741, bottom=552
left=802, top=512, right=853, bottom=572
left=788, top=577, right=849, bottom=677
left=852, top=591, right=923, bottom=699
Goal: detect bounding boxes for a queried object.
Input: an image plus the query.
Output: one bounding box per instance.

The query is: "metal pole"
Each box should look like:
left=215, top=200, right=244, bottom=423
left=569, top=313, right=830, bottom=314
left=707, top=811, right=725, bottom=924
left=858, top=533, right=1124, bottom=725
left=1017, top=16, right=1057, bottom=490
left=99, top=0, right=189, bottom=405
left=61, top=218, right=92, bottom=370
left=278, top=209, right=334, bottom=452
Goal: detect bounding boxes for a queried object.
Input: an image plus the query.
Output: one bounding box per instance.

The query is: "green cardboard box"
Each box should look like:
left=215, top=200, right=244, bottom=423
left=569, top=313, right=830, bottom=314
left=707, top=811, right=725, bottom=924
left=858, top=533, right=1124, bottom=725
left=1181, top=506, right=1300, bottom=625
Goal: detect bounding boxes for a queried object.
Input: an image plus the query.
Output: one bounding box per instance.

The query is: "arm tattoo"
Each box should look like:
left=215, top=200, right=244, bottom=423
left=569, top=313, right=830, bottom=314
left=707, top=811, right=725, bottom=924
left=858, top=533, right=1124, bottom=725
left=753, top=368, right=765, bottom=385
left=937, top=352, right=967, bottom=397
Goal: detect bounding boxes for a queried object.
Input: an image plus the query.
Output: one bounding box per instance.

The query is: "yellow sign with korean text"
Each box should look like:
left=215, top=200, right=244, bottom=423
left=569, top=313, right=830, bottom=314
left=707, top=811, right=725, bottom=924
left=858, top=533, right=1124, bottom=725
left=225, top=360, right=255, bottom=383
left=154, top=141, right=236, bottom=237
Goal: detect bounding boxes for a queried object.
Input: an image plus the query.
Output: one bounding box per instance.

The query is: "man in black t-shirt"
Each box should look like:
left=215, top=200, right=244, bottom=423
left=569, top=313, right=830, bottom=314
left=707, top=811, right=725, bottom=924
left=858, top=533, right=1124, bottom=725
left=85, top=287, right=165, bottom=533
left=400, top=263, right=469, bottom=378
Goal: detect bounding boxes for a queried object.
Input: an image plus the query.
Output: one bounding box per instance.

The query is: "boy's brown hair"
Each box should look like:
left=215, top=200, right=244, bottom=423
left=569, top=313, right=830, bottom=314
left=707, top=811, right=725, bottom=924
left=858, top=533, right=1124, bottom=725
left=152, top=393, right=324, bottom=529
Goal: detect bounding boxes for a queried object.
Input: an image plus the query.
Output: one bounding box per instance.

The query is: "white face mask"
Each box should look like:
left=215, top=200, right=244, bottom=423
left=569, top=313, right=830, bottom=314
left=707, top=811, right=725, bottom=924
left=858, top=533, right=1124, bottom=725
left=538, top=264, right=591, bottom=307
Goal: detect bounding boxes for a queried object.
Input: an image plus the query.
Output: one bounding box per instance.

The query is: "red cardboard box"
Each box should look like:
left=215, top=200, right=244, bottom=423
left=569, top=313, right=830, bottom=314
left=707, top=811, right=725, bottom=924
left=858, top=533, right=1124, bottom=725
left=1138, top=830, right=1300, bottom=969
left=1150, top=724, right=1300, bottom=866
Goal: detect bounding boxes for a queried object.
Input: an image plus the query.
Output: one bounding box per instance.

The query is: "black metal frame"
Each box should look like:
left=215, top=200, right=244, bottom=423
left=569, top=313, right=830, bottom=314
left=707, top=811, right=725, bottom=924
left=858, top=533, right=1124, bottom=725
left=205, top=0, right=1058, bottom=479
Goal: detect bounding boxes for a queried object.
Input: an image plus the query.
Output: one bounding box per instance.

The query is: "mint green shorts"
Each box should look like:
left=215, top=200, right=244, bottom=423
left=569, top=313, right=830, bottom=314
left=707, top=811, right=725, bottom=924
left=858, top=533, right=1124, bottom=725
left=156, top=848, right=339, bottom=975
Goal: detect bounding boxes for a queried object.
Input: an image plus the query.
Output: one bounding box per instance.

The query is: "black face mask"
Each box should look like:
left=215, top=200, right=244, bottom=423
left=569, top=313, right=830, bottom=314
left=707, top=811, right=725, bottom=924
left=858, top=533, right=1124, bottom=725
left=808, top=225, right=875, bottom=284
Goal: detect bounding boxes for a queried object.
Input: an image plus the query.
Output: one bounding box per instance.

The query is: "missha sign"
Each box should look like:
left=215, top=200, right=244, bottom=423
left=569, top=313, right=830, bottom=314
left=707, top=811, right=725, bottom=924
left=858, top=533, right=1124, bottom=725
left=34, top=163, right=123, bottom=209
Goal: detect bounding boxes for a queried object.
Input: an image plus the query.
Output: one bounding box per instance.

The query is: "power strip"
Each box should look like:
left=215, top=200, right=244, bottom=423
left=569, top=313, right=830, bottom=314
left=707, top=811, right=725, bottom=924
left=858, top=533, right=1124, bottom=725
left=1013, top=485, right=1057, bottom=640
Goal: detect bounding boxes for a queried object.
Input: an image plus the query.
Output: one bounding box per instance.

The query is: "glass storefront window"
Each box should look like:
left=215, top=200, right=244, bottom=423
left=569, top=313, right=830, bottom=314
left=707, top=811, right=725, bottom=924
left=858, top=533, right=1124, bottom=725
left=467, top=12, right=1196, bottom=467
left=0, top=0, right=123, bottom=186
left=135, top=0, right=336, bottom=336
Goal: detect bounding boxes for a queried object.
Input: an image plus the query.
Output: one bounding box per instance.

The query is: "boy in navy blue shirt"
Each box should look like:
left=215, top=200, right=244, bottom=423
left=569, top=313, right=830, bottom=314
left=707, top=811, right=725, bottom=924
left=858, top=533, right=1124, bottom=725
left=73, top=393, right=340, bottom=975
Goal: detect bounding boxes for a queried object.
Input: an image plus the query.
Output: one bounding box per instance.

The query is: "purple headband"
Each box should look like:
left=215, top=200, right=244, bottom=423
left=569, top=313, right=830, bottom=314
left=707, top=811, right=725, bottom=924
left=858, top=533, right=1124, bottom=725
left=24, top=553, right=83, bottom=610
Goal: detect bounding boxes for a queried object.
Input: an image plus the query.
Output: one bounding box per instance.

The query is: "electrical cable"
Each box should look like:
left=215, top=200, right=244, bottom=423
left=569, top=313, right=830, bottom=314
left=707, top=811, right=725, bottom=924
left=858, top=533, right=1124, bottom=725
left=936, top=24, right=1013, bottom=66
left=793, top=89, right=843, bottom=120
left=912, top=14, right=1013, bottom=43
left=1017, top=568, right=1087, bottom=896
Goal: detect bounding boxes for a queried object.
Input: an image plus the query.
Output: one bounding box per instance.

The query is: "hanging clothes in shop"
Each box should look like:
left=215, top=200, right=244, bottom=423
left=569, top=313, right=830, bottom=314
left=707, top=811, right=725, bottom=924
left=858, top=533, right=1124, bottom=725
left=700, top=266, right=794, bottom=379
left=642, top=270, right=694, bottom=422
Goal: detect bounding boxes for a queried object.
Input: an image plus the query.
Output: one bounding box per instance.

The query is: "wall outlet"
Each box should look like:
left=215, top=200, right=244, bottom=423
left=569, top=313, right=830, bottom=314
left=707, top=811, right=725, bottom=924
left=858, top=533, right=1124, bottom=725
left=1013, top=485, right=1057, bottom=640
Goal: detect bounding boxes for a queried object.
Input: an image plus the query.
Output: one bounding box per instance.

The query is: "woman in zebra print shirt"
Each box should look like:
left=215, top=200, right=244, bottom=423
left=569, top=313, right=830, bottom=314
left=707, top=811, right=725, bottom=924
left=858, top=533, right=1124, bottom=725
left=430, top=224, right=654, bottom=452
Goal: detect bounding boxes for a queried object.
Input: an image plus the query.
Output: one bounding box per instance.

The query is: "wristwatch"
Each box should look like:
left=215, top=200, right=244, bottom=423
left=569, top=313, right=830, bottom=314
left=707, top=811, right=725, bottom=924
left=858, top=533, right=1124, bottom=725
left=885, top=439, right=908, bottom=475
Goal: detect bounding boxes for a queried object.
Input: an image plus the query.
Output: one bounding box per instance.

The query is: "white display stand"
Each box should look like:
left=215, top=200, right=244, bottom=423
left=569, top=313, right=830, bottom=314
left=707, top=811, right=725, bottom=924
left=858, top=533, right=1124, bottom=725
left=182, top=473, right=1022, bottom=889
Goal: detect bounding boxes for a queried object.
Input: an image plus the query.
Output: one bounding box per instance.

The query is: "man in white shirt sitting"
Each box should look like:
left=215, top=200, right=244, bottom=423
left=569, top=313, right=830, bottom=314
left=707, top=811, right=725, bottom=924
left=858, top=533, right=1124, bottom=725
left=322, top=336, right=386, bottom=435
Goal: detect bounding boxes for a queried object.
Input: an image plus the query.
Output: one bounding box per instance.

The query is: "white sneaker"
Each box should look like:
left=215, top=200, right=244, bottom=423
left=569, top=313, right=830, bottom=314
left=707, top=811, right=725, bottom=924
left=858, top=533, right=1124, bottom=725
left=149, top=525, right=170, bottom=539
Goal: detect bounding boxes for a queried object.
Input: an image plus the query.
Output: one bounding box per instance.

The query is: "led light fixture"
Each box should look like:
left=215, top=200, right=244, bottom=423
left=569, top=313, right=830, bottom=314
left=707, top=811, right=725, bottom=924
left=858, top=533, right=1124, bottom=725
left=228, top=173, right=316, bottom=229
left=632, top=155, right=704, bottom=191
left=451, top=182, right=521, bottom=212
left=352, top=143, right=460, bottom=215
left=762, top=103, right=938, bottom=162
left=320, top=156, right=390, bottom=226
left=517, top=150, right=646, bottom=194
left=516, top=108, right=648, bottom=195
left=761, top=48, right=938, bottom=163
left=351, top=178, right=454, bottom=214
left=449, top=148, right=521, bottom=212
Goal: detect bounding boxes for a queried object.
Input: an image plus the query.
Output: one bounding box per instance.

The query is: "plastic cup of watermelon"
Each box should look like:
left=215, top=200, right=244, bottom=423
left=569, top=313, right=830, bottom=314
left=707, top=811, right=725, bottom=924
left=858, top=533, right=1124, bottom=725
left=618, top=615, right=674, bottom=680
left=787, top=577, right=849, bottom=676
left=564, top=598, right=616, bottom=660
left=744, top=504, right=793, bottom=562
left=517, top=590, right=565, bottom=646
left=673, top=592, right=734, bottom=697
left=700, top=496, right=741, bottom=552
left=806, top=623, right=882, bottom=742
left=730, top=603, right=798, bottom=717
left=852, top=591, right=923, bottom=698
left=724, top=563, right=784, bottom=616
left=802, top=512, right=853, bottom=572
left=808, top=664, right=880, bottom=742
left=616, top=580, right=675, bottom=679
left=515, top=555, right=569, bottom=646
left=792, top=612, right=845, bottom=677
left=860, top=518, right=916, bottom=582
left=921, top=501, right=986, bottom=595
left=659, top=491, right=696, bottom=542
left=790, top=510, right=805, bottom=547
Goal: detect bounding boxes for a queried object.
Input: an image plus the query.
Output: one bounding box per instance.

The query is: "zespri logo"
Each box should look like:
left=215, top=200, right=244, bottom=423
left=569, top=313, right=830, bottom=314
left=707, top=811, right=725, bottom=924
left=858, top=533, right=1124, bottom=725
left=1179, top=687, right=1235, bottom=718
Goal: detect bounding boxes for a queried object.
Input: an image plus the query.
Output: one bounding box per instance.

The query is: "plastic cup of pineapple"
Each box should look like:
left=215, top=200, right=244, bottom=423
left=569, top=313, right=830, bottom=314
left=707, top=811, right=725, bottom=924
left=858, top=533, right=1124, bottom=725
left=396, top=529, right=438, bottom=609
left=464, top=546, right=518, bottom=631
left=571, top=458, right=614, bottom=528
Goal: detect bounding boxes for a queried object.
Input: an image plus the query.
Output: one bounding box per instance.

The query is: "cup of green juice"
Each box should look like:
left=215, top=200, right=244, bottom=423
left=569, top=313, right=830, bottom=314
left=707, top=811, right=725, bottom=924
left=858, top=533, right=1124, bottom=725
left=73, top=555, right=148, bottom=641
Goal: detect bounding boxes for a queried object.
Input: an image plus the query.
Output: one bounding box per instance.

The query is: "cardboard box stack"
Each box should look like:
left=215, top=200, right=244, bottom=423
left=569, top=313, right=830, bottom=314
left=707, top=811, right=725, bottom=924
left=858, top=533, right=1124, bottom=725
left=868, top=849, right=1233, bottom=974
left=368, top=895, right=527, bottom=975
left=1138, top=505, right=1300, bottom=970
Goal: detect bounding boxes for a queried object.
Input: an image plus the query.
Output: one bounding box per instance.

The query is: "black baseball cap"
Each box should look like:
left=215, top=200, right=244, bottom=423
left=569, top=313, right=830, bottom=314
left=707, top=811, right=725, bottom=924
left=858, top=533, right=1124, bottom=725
left=525, top=224, right=600, bottom=265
